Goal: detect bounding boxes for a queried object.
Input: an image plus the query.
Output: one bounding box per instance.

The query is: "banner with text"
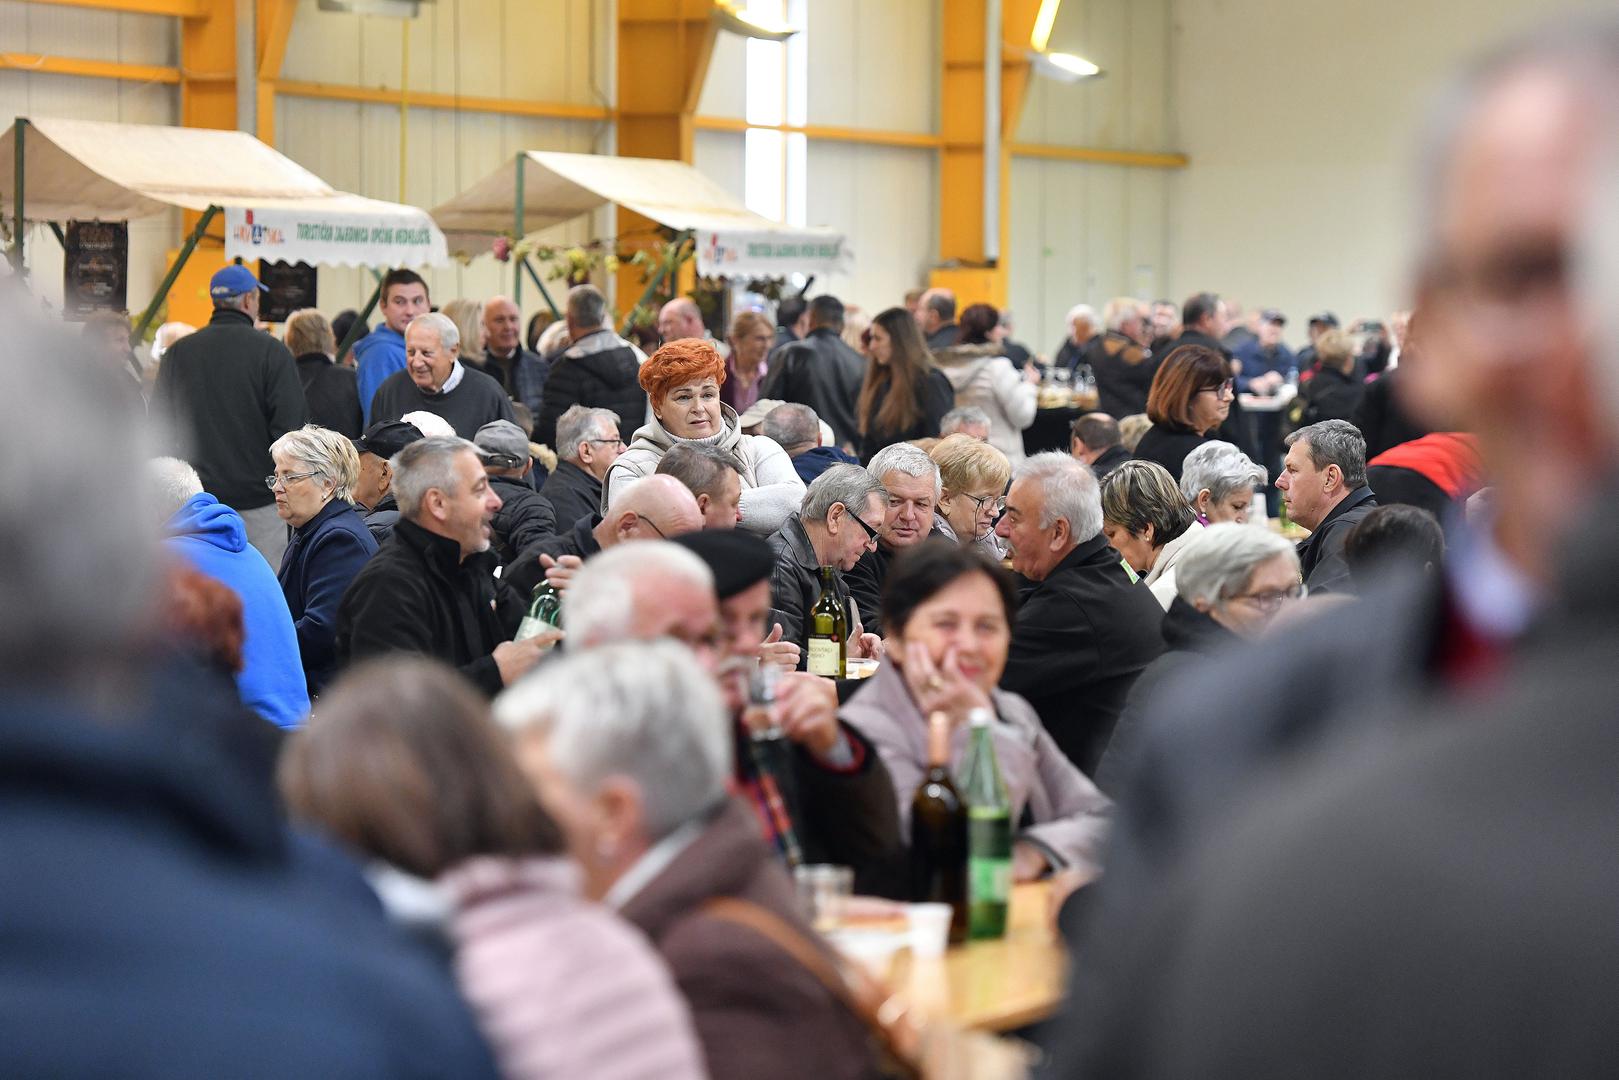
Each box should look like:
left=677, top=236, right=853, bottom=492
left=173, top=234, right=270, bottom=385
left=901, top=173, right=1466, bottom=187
left=225, top=205, right=447, bottom=269
left=695, top=229, right=850, bottom=279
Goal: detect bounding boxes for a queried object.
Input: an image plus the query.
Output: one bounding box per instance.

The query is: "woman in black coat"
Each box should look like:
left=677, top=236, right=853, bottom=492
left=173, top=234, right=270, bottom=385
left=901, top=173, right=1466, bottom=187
left=855, top=307, right=954, bottom=463
left=1298, top=328, right=1367, bottom=427
left=271, top=425, right=379, bottom=697
left=1132, top=344, right=1234, bottom=482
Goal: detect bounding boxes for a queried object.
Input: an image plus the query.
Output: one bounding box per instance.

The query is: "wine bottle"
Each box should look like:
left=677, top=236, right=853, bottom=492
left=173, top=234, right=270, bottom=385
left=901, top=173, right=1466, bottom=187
left=911, top=710, right=968, bottom=944
left=807, top=565, right=847, bottom=678
left=514, top=579, right=563, bottom=644
left=960, top=706, right=1012, bottom=940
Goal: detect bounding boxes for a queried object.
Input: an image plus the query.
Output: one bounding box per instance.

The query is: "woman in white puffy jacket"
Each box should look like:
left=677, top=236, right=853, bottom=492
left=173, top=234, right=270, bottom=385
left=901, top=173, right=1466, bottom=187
left=602, top=337, right=805, bottom=536
left=930, top=302, right=1039, bottom=462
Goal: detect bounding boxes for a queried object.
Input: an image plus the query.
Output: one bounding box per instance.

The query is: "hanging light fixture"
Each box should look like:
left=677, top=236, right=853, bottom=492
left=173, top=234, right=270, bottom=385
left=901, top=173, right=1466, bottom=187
left=317, top=0, right=427, bottom=17
left=712, top=0, right=799, bottom=42
left=1029, top=50, right=1103, bottom=81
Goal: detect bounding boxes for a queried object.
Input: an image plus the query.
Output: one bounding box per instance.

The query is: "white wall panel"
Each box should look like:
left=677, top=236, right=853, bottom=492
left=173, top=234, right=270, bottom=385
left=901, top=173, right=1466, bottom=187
left=696, top=29, right=746, bottom=120
left=805, top=142, right=935, bottom=312
left=0, top=1, right=177, bottom=316
left=804, top=0, right=935, bottom=132
left=694, top=129, right=745, bottom=202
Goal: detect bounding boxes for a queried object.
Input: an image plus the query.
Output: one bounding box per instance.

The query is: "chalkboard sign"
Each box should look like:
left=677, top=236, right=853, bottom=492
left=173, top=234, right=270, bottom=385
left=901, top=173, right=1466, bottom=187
left=258, top=260, right=318, bottom=323
left=62, top=220, right=128, bottom=319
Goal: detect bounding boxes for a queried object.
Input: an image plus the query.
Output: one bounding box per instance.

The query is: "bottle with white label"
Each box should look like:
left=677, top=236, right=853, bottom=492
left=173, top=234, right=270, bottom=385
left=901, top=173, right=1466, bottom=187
left=807, top=566, right=847, bottom=678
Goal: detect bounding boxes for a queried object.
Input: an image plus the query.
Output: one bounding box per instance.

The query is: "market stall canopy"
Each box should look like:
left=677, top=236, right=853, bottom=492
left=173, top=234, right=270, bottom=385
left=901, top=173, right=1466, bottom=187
left=0, top=117, right=446, bottom=267
left=430, top=150, right=850, bottom=279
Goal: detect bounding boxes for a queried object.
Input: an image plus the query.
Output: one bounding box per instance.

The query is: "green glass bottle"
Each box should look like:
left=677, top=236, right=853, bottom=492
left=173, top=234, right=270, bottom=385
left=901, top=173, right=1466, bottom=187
left=807, top=566, right=847, bottom=678
left=514, top=580, right=563, bottom=644
left=960, top=706, right=1012, bottom=940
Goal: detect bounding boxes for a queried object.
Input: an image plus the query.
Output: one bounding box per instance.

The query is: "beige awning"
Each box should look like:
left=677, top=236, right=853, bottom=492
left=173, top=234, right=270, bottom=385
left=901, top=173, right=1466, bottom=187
left=0, top=117, right=446, bottom=267
left=431, top=150, right=849, bottom=277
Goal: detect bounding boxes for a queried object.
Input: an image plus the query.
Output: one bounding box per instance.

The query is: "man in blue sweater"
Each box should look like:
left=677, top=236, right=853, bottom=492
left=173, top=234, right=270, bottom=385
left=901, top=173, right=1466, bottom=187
left=150, top=457, right=310, bottom=729
left=354, top=268, right=431, bottom=423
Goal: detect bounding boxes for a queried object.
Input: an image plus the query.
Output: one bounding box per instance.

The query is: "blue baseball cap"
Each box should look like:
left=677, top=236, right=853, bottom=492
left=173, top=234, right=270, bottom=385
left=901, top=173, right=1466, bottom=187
left=209, top=264, right=268, bottom=299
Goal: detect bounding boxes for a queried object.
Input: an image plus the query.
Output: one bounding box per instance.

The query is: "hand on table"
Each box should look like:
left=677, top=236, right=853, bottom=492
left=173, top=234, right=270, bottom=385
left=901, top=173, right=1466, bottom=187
left=852, top=632, right=885, bottom=662
left=1012, top=841, right=1051, bottom=884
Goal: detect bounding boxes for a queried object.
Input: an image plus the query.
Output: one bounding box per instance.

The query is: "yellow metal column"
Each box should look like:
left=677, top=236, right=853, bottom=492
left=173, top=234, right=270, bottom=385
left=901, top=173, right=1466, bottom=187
left=615, top=0, right=718, bottom=315
left=255, top=0, right=297, bottom=146
left=168, top=2, right=238, bottom=328
left=932, top=0, right=1040, bottom=310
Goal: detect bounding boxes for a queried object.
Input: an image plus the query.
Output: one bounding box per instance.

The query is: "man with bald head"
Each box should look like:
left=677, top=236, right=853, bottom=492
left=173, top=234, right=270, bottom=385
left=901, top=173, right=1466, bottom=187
left=479, top=295, right=549, bottom=415
left=503, top=473, right=704, bottom=596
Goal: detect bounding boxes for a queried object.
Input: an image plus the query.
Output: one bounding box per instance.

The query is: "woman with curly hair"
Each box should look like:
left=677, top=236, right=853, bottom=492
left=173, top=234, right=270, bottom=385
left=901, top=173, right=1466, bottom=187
left=603, top=338, right=805, bottom=536
left=855, top=306, right=955, bottom=464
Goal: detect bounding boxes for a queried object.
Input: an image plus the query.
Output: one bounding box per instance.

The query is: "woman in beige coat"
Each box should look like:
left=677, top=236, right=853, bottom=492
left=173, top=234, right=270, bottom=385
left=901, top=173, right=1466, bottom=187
left=931, top=303, right=1039, bottom=462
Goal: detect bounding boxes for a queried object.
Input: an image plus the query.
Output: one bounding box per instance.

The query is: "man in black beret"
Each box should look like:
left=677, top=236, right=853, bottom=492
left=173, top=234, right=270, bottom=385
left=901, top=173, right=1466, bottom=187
left=673, top=529, right=905, bottom=896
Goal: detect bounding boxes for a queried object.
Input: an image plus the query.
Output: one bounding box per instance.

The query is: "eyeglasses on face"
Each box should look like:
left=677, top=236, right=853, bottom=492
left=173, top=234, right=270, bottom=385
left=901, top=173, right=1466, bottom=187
left=841, top=504, right=883, bottom=547
left=265, top=470, right=320, bottom=491
left=585, top=437, right=625, bottom=448
left=1227, top=582, right=1306, bottom=613
left=1198, top=379, right=1236, bottom=400
left=964, top=492, right=1007, bottom=517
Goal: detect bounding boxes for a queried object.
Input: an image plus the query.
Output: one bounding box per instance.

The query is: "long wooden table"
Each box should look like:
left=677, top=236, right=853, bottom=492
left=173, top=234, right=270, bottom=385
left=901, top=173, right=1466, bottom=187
left=887, top=882, right=1067, bottom=1032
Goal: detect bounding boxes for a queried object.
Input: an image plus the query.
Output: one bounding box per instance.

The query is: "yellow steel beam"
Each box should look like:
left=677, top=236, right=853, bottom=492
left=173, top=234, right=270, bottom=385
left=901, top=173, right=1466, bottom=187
left=0, top=52, right=179, bottom=83
left=254, top=0, right=297, bottom=144
left=172, top=0, right=235, bottom=329
left=25, top=0, right=205, bottom=17
left=692, top=114, right=944, bottom=151
left=1010, top=142, right=1189, bottom=169
left=274, top=78, right=614, bottom=122
left=616, top=0, right=719, bottom=313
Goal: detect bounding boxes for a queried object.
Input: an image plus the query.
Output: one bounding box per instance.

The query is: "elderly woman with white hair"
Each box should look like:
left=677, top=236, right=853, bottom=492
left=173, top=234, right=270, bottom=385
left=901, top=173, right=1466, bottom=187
left=1099, top=459, right=1204, bottom=609
left=1179, top=439, right=1269, bottom=524
left=368, top=311, right=519, bottom=439
left=1094, top=523, right=1303, bottom=794
left=496, top=640, right=883, bottom=1080
left=271, top=424, right=379, bottom=696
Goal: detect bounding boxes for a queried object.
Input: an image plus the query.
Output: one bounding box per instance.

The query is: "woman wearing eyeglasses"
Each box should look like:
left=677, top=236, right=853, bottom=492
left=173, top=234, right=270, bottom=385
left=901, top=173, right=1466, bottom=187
left=1093, top=523, right=1303, bottom=794
left=929, top=434, right=1012, bottom=560
left=1132, top=344, right=1235, bottom=482
left=270, top=424, right=379, bottom=699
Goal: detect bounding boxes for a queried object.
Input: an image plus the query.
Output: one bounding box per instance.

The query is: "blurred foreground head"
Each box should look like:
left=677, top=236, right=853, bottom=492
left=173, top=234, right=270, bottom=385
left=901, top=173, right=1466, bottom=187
left=1408, top=14, right=1619, bottom=578
left=0, top=288, right=158, bottom=687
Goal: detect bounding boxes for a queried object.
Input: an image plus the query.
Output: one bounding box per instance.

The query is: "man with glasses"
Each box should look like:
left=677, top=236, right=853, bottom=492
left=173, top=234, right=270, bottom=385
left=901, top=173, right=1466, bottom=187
left=766, top=464, right=888, bottom=671
left=503, top=474, right=703, bottom=598
left=1276, top=419, right=1379, bottom=594
left=843, top=444, right=943, bottom=637
left=540, top=405, right=624, bottom=531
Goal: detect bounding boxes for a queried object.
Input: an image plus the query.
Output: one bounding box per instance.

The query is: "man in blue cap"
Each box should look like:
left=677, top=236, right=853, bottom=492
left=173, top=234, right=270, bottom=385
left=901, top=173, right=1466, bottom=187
left=152, top=263, right=308, bottom=565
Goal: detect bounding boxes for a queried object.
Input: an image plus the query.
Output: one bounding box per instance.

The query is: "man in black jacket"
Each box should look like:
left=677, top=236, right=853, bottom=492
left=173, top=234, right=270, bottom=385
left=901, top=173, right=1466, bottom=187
left=351, top=418, right=424, bottom=543
left=473, top=420, right=557, bottom=565
left=478, top=295, right=550, bottom=415
left=1070, top=412, right=1132, bottom=479
left=994, top=451, right=1164, bottom=773
left=152, top=264, right=308, bottom=564
left=1085, top=299, right=1159, bottom=420
left=540, top=405, right=624, bottom=528
left=335, top=436, right=550, bottom=695
left=761, top=295, right=867, bottom=451
left=534, top=285, right=646, bottom=450
left=1277, top=419, right=1379, bottom=594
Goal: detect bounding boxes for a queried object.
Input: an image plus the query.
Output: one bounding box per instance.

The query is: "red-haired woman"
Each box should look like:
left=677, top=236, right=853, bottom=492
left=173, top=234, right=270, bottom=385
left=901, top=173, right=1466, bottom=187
left=856, top=306, right=955, bottom=463
left=1132, top=344, right=1235, bottom=482
left=603, top=338, right=806, bottom=535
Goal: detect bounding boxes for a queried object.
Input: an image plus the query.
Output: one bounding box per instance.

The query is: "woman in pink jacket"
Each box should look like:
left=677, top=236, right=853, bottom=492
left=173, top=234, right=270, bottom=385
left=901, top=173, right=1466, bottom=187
left=279, top=657, right=708, bottom=1080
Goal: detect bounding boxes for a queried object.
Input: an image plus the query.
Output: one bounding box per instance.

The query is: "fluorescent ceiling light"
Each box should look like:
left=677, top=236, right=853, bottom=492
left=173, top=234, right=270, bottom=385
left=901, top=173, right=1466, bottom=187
left=713, top=1, right=799, bottom=41
left=1028, top=49, right=1103, bottom=82
left=1030, top=0, right=1062, bottom=52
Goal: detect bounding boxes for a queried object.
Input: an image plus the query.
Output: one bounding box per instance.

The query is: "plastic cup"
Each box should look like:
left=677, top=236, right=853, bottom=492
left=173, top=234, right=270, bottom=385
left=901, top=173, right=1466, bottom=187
left=907, top=902, right=953, bottom=959
left=795, top=864, right=854, bottom=932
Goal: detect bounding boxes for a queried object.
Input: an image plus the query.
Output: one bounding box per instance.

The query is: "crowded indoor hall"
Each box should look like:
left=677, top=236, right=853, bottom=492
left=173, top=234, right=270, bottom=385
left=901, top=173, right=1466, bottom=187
left=3, top=0, right=1616, bottom=1076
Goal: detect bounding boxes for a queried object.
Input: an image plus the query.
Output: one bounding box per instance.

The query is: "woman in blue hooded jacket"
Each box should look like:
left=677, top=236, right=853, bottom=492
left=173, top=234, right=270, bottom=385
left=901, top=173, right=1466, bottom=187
left=271, top=425, right=379, bottom=696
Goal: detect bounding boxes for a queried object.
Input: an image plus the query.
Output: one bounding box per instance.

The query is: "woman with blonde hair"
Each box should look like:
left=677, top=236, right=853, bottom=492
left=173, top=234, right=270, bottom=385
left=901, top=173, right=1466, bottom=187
left=441, top=298, right=486, bottom=364
left=1298, top=327, right=1366, bottom=425
left=855, top=307, right=954, bottom=463
left=604, top=338, right=804, bottom=536
left=929, top=433, right=1012, bottom=559
left=286, top=308, right=363, bottom=438
left=722, top=309, right=774, bottom=416
left=269, top=424, right=379, bottom=696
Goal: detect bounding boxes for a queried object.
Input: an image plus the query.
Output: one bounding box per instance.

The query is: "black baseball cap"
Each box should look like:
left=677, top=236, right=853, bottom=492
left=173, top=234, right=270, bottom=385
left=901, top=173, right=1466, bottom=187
left=353, top=419, right=424, bottom=459
left=673, top=529, right=775, bottom=601
left=1261, top=308, right=1286, bottom=326
left=1308, top=311, right=1340, bottom=328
